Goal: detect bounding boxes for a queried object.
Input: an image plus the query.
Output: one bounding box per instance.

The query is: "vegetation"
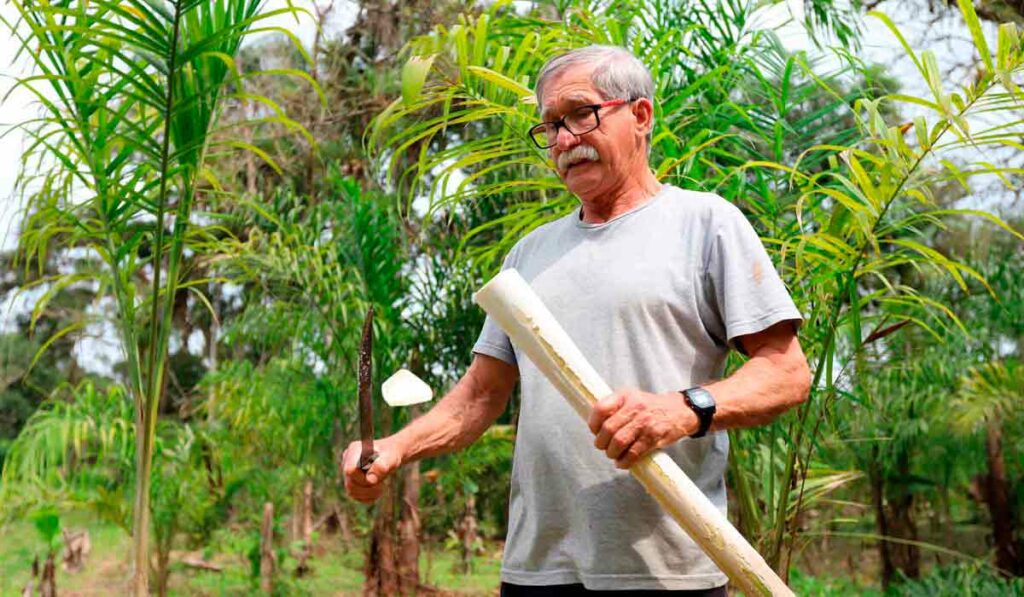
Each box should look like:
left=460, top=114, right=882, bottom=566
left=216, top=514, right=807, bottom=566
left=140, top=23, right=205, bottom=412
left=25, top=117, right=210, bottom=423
left=1, top=0, right=1023, bottom=594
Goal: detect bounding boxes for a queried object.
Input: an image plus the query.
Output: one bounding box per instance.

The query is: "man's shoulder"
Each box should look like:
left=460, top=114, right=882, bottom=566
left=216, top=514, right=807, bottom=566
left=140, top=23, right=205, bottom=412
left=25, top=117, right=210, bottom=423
left=501, top=188, right=747, bottom=263
left=659, top=186, right=744, bottom=222
left=506, top=206, right=577, bottom=256
left=526, top=209, right=576, bottom=239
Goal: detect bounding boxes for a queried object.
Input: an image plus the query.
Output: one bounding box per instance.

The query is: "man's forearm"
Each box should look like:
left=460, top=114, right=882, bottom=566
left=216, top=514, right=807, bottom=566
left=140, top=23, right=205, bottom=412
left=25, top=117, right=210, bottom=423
left=703, top=333, right=810, bottom=432
left=388, top=358, right=514, bottom=464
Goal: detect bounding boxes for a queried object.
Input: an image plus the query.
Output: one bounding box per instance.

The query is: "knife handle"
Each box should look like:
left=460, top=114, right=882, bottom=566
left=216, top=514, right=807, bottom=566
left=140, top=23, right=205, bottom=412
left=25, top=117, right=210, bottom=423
left=359, top=451, right=379, bottom=474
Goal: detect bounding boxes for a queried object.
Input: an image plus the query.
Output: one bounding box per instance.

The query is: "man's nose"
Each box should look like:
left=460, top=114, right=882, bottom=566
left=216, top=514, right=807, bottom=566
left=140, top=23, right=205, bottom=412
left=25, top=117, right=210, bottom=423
left=555, top=124, right=580, bottom=151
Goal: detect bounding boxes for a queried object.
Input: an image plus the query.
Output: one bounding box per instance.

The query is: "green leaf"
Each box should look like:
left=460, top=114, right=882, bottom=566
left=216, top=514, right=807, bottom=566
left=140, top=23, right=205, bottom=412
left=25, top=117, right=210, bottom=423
left=996, top=23, right=1017, bottom=72
left=30, top=507, right=61, bottom=545
left=957, top=0, right=993, bottom=73
left=402, top=55, right=436, bottom=106
left=868, top=11, right=923, bottom=78
left=27, top=320, right=88, bottom=378
left=467, top=65, right=533, bottom=98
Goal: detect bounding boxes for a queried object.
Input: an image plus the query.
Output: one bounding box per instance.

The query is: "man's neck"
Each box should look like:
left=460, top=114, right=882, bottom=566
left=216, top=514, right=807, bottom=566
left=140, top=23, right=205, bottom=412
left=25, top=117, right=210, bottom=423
left=578, top=170, right=663, bottom=224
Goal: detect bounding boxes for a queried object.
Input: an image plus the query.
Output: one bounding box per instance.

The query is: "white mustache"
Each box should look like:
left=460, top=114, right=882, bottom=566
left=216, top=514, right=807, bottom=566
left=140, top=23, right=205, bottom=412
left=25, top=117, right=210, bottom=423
left=557, top=145, right=599, bottom=171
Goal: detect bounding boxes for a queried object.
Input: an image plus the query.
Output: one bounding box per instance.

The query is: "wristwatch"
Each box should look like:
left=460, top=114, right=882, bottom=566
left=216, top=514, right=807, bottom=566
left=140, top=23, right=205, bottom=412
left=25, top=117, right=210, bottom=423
left=680, top=386, right=716, bottom=438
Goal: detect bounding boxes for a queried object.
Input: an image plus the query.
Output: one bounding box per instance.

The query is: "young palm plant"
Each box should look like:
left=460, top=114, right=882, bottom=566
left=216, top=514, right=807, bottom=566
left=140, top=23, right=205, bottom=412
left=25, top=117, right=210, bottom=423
left=3, top=1, right=316, bottom=592
left=1, top=381, right=135, bottom=523
left=2, top=380, right=229, bottom=596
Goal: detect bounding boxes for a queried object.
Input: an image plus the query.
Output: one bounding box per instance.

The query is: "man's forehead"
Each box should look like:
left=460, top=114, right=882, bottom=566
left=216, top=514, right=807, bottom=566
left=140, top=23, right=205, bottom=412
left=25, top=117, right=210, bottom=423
left=540, top=90, right=599, bottom=119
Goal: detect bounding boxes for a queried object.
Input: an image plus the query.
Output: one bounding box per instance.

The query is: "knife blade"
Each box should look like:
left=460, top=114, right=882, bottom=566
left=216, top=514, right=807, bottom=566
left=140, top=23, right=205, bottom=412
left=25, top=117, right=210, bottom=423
left=358, top=305, right=378, bottom=473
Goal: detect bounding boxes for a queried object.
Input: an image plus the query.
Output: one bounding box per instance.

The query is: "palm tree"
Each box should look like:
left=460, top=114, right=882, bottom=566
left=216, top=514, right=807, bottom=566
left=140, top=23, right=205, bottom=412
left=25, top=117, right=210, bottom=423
left=952, top=359, right=1024, bottom=576
left=3, top=1, right=315, bottom=592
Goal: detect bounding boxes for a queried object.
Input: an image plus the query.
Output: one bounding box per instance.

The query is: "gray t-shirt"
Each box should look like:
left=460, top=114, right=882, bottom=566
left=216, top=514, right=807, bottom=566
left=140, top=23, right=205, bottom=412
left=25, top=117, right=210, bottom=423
left=472, top=185, right=801, bottom=590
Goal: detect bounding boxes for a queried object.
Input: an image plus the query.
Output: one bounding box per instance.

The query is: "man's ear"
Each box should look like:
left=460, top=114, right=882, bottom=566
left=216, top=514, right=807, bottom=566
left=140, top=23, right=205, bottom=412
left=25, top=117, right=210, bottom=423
left=632, top=98, right=655, bottom=136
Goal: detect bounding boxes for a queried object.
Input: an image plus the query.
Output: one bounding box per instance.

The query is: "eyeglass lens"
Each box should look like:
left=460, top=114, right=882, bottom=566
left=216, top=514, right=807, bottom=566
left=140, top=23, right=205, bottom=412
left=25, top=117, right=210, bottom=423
left=531, top=106, right=600, bottom=148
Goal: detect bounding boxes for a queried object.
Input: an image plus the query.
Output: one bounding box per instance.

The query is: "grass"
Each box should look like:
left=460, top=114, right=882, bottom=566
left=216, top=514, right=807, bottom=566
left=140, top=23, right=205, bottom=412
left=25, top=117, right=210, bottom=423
left=1, top=512, right=129, bottom=596
left=6, top=512, right=1018, bottom=596
left=0, top=513, right=502, bottom=596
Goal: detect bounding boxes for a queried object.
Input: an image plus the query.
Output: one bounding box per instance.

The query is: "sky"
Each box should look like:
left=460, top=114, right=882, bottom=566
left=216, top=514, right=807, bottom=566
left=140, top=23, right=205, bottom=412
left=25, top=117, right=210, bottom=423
left=0, top=0, right=1013, bottom=374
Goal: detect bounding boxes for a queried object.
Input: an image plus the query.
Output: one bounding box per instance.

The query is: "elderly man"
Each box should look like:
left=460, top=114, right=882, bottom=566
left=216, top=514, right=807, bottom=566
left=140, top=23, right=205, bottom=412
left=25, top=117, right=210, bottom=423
left=343, top=45, right=810, bottom=595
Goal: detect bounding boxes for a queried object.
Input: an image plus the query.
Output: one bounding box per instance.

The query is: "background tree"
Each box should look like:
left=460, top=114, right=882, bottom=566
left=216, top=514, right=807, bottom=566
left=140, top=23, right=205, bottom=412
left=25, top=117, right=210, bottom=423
left=3, top=0, right=315, bottom=591
left=952, top=359, right=1024, bottom=576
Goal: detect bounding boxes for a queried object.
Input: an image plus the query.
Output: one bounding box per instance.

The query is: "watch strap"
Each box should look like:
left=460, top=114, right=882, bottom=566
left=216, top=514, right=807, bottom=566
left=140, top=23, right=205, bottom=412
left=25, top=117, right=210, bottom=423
left=680, top=386, right=716, bottom=438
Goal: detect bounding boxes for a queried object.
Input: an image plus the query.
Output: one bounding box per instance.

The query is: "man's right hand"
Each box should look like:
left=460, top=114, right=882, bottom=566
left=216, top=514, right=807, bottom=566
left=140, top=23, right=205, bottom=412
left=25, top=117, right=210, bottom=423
left=341, top=437, right=404, bottom=504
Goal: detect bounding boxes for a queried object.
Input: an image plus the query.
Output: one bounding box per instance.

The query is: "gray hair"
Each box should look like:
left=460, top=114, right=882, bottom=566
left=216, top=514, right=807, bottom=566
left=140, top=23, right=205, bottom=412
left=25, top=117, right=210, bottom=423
left=535, top=45, right=655, bottom=148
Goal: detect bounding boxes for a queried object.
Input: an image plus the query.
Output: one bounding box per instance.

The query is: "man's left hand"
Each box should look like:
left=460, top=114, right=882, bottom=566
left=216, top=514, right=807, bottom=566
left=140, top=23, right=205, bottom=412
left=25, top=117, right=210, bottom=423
left=588, top=388, right=699, bottom=469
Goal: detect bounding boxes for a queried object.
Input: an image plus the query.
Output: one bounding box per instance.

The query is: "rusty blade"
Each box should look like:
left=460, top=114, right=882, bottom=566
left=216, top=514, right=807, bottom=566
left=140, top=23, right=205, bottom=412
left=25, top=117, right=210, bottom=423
left=358, top=305, right=377, bottom=472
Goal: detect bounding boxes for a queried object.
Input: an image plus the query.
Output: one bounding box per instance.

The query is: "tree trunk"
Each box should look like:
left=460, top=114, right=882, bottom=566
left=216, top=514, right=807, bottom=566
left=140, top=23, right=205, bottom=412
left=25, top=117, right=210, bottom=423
left=397, top=452, right=421, bottom=592
left=888, top=451, right=920, bottom=580
left=364, top=478, right=400, bottom=596
left=457, top=491, right=478, bottom=574
left=40, top=552, right=56, bottom=597
left=339, top=507, right=354, bottom=545
left=888, top=492, right=920, bottom=579
left=260, top=502, right=275, bottom=594
left=984, top=419, right=1022, bottom=576
left=206, top=286, right=218, bottom=422
left=292, top=487, right=303, bottom=541
left=131, top=413, right=154, bottom=596
left=423, top=469, right=445, bottom=587
left=303, top=1, right=335, bottom=201
left=303, top=479, right=314, bottom=540
left=869, top=447, right=895, bottom=590
left=237, top=53, right=258, bottom=198
left=155, top=544, right=172, bottom=597
left=365, top=413, right=400, bottom=596
left=937, top=483, right=954, bottom=566
left=295, top=479, right=315, bottom=577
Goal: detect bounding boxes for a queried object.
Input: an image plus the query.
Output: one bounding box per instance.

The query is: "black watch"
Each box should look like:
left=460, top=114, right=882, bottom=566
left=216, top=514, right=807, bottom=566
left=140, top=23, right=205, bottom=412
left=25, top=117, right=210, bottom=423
left=680, top=386, right=716, bottom=438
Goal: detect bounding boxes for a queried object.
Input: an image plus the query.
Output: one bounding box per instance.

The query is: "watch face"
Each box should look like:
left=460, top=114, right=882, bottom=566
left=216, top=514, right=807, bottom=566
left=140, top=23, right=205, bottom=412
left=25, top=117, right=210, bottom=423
left=687, top=388, right=715, bottom=409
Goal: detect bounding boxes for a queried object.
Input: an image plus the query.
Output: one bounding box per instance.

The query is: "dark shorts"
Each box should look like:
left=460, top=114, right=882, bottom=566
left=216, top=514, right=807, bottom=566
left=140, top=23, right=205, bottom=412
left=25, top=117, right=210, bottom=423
left=500, top=582, right=729, bottom=596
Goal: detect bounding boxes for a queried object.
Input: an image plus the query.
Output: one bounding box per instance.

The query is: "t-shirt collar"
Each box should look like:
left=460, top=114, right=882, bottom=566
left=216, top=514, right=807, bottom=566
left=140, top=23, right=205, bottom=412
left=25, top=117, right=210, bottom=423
left=575, top=185, right=670, bottom=229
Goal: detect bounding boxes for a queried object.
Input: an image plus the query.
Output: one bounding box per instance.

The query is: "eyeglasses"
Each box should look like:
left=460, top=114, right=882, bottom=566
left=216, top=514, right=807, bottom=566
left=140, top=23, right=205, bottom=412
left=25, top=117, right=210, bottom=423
left=528, top=98, right=637, bottom=149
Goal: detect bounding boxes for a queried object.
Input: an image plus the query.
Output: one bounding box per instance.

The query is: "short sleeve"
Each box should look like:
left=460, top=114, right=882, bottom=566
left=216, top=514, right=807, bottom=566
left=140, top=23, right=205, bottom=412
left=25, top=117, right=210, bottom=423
left=471, top=245, right=521, bottom=366
left=697, top=202, right=802, bottom=352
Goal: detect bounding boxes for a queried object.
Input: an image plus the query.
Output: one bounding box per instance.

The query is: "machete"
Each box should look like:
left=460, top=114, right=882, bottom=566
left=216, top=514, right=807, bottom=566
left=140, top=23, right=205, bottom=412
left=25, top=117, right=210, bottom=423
left=358, top=305, right=378, bottom=472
